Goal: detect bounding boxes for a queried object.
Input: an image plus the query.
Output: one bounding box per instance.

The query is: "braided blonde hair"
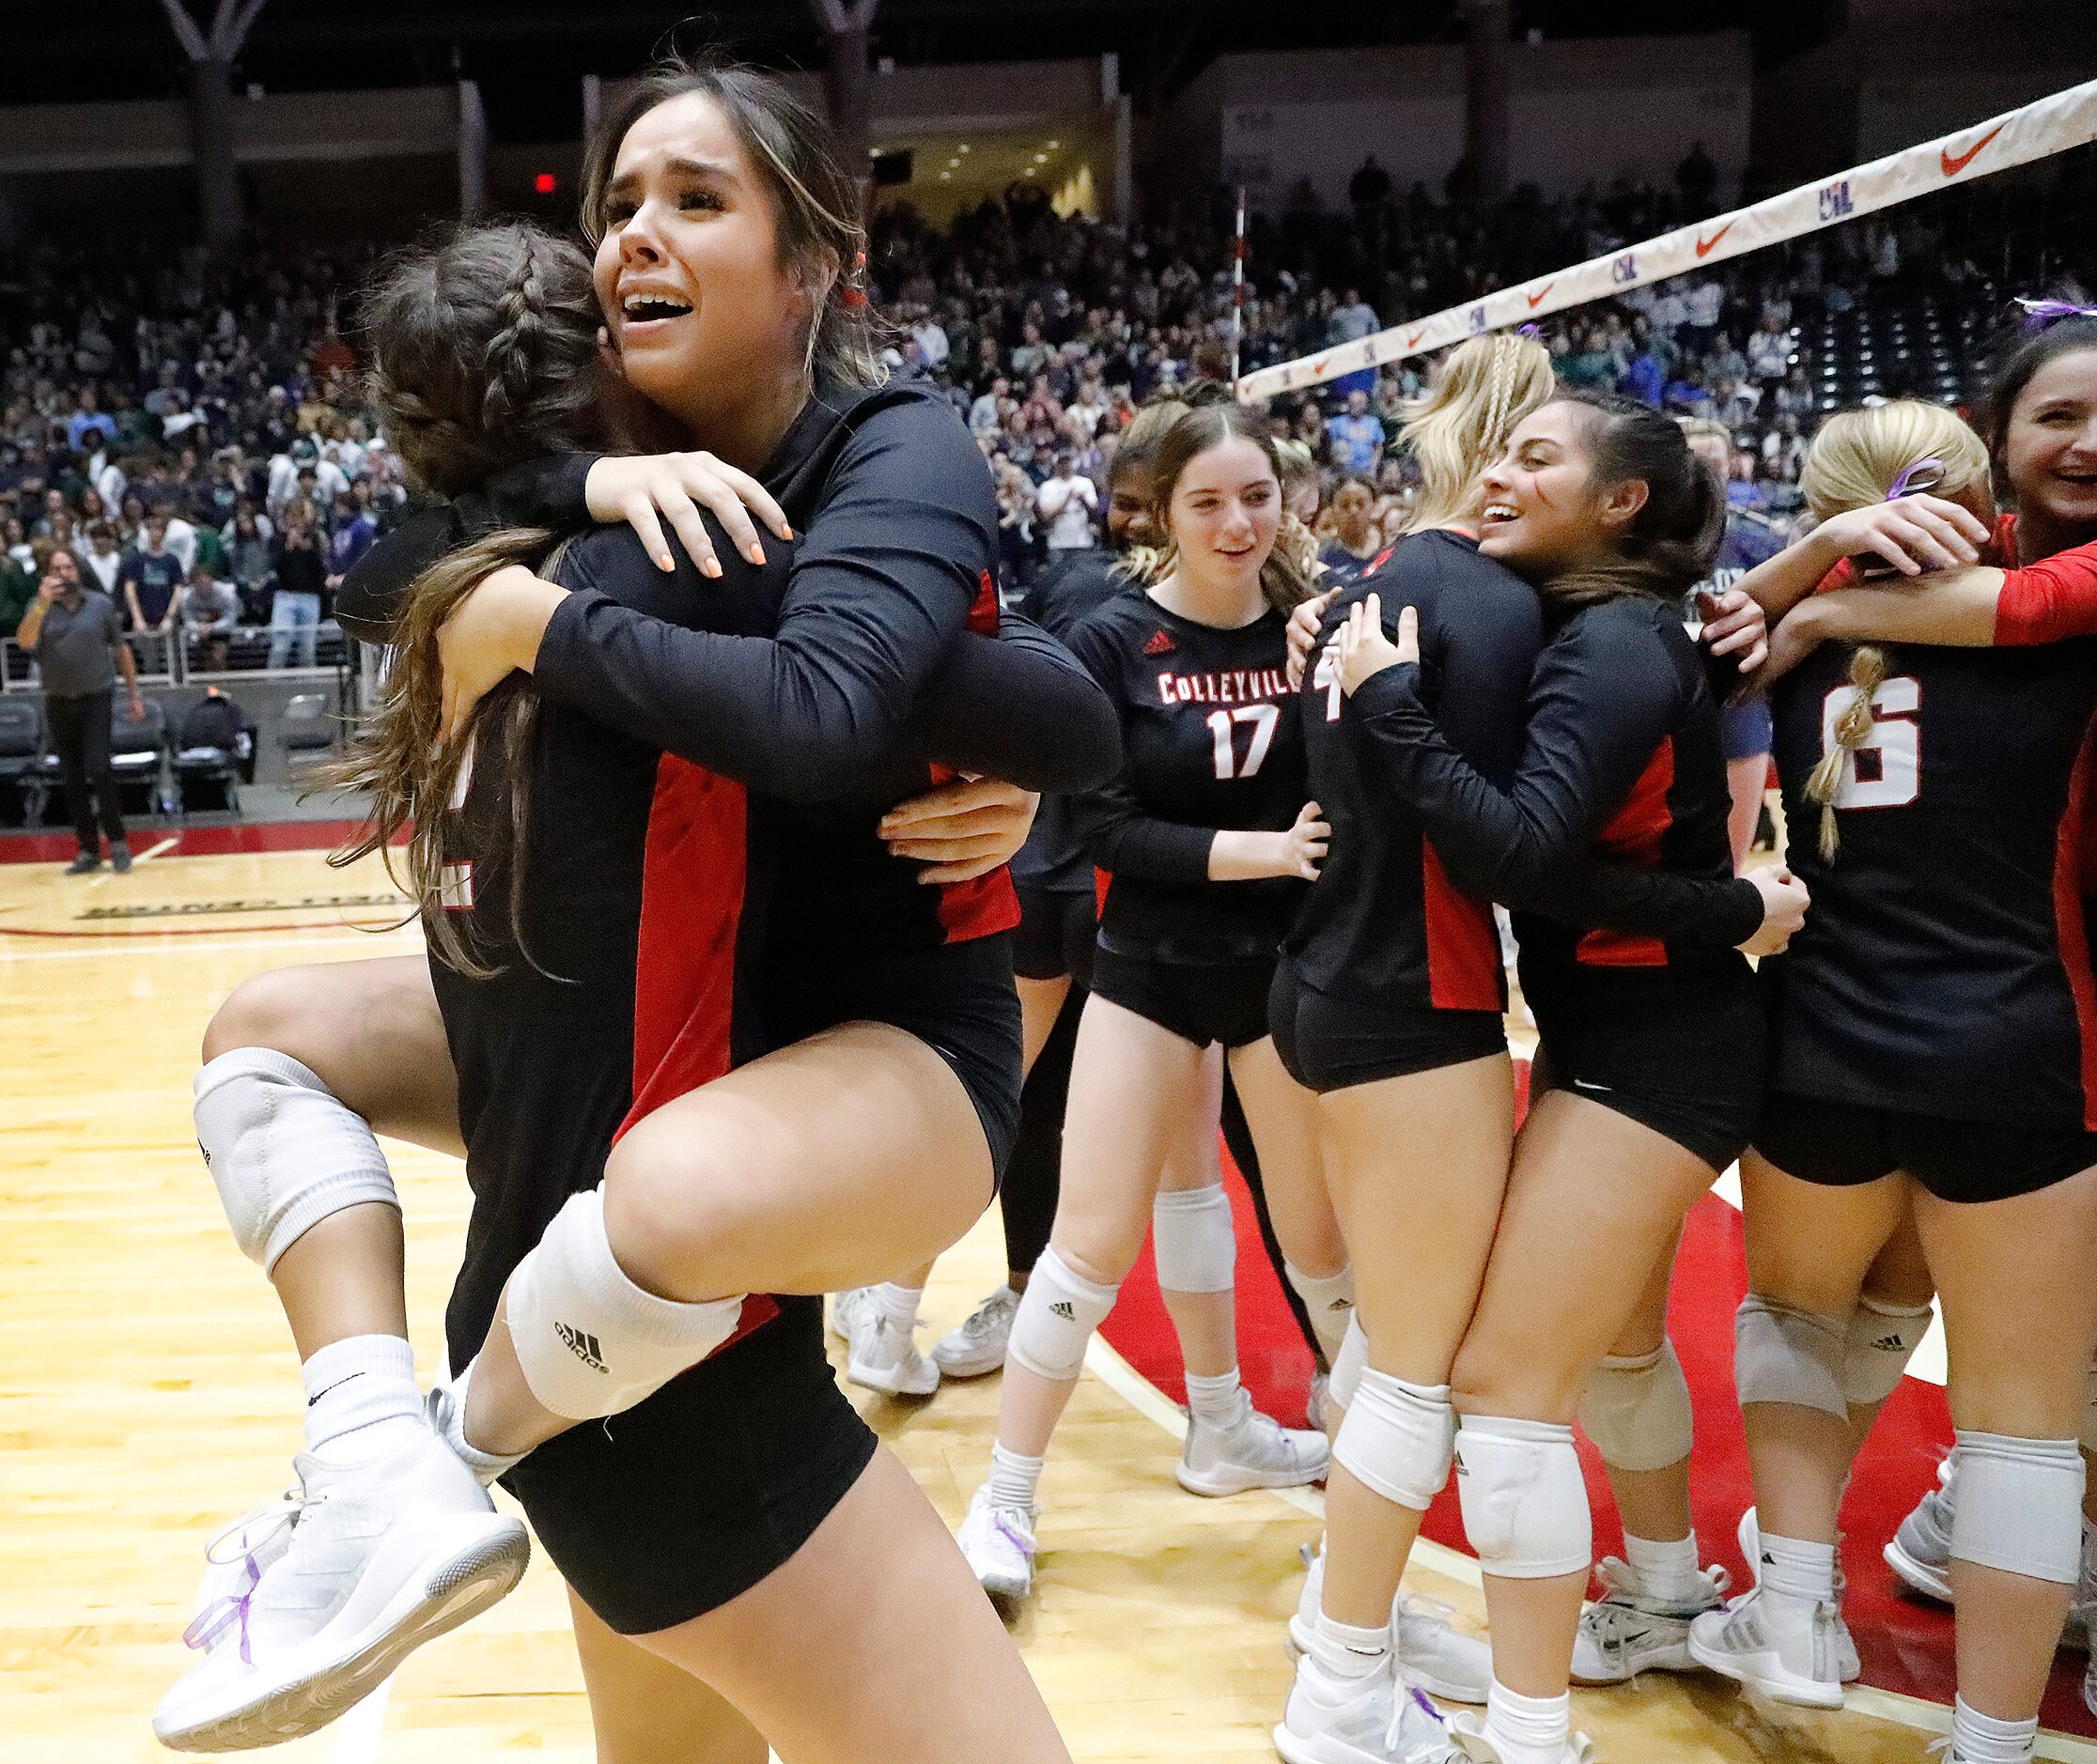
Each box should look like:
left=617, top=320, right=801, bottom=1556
left=1398, top=331, right=1557, bottom=534
left=1798, top=401, right=1992, bottom=859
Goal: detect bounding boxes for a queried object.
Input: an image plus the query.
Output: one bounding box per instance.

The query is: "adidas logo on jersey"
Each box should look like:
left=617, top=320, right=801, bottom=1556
left=1049, top=1300, right=1076, bottom=1322
left=556, top=1322, right=609, bottom=1373
left=1142, top=628, right=1176, bottom=656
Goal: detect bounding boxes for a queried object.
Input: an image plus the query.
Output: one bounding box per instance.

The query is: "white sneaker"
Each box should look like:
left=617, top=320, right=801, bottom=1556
left=1275, top=1655, right=1468, bottom=1763
left=1686, top=1585, right=1845, bottom=1709
left=845, top=1304, right=940, bottom=1397
left=1736, top=1507, right=1861, bottom=1680
left=1569, top=1555, right=1729, bottom=1683
left=1288, top=1544, right=1491, bottom=1703
left=1444, top=1713, right=1596, bottom=1764
left=957, top=1483, right=1037, bottom=1604
left=153, top=1428, right=530, bottom=1751
left=1178, top=1390, right=1328, bottom=1495
left=1884, top=1455, right=1956, bottom=1605
left=829, top=1285, right=874, bottom=1340
left=931, top=1285, right=1018, bottom=1379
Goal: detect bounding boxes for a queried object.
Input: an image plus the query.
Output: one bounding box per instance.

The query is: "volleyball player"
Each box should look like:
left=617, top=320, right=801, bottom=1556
left=1267, top=335, right=1800, bottom=1764
left=158, top=62, right=1099, bottom=1758
left=1299, top=395, right=1800, bottom=1764
left=955, top=403, right=1348, bottom=1606
left=1685, top=387, right=2097, bottom=1764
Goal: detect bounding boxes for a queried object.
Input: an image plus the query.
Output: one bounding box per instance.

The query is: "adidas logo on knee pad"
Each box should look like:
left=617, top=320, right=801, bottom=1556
left=555, top=1323, right=608, bottom=1374
left=1050, top=1301, right=1075, bottom=1322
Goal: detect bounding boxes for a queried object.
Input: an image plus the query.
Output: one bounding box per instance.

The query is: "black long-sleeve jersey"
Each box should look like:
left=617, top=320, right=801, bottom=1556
left=1287, top=534, right=1767, bottom=1016
left=344, top=379, right=1122, bottom=952
left=1066, top=591, right=1306, bottom=963
left=1763, top=633, right=2097, bottom=1128
left=1345, top=594, right=1763, bottom=993
left=1010, top=549, right=1136, bottom=893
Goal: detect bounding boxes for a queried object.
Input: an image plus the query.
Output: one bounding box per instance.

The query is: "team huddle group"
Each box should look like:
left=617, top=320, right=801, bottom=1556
left=141, top=52, right=2097, bottom=1764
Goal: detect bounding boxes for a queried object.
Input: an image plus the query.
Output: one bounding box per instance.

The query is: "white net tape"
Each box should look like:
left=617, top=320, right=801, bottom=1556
left=1236, top=77, right=2097, bottom=402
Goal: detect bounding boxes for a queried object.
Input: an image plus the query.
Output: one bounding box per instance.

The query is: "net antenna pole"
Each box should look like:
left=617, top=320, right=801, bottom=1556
left=1231, top=185, right=1248, bottom=387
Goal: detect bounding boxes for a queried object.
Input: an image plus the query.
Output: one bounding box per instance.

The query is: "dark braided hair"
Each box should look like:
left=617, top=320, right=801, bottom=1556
left=1535, top=391, right=1726, bottom=607
left=359, top=221, right=601, bottom=498
left=326, top=219, right=607, bottom=978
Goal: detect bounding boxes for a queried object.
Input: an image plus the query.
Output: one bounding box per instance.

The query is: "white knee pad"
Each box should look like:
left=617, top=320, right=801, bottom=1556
left=1328, top=1314, right=1368, bottom=1410
left=1286, top=1261, right=1357, bottom=1363
left=1578, top=1341, right=1694, bottom=1474
left=193, top=1048, right=398, bottom=1273
left=1454, top=1416, right=1593, bottom=1580
left=1332, top=1368, right=1454, bottom=1511
left=1006, top=1246, right=1119, bottom=1382
left=1950, top=1431, right=2086, bottom=1584
left=1152, top=1184, right=1235, bottom=1293
left=505, top=1188, right=745, bottom=1422
left=1733, top=1296, right=1849, bottom=1420
left=1841, top=1295, right=1934, bottom=1408
left=2083, top=1362, right=2097, bottom=1459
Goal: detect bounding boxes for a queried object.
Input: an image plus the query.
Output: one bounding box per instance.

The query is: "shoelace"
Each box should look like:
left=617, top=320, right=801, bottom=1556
left=989, top=1511, right=1035, bottom=1560
left=181, top=1493, right=304, bottom=1664
left=959, top=1294, right=1017, bottom=1339
left=1382, top=1683, right=1446, bottom=1751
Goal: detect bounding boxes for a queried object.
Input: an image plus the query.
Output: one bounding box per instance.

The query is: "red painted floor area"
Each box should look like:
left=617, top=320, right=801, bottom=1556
left=0, top=820, right=369, bottom=863
left=1098, top=1069, right=2095, bottom=1729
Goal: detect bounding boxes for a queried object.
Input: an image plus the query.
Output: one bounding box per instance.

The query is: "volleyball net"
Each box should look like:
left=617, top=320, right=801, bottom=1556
left=1235, top=76, right=2097, bottom=403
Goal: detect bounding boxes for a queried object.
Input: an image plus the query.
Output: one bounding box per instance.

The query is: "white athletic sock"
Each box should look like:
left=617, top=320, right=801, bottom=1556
left=987, top=1441, right=1045, bottom=1512
left=434, top=1357, right=526, bottom=1486
left=1309, top=1609, right=1389, bottom=1683
left=1483, top=1679, right=1571, bottom=1764
left=1949, top=1694, right=2039, bottom=1764
left=872, top=1282, right=922, bottom=1331
left=300, top=1334, right=425, bottom=1465
left=1186, top=1368, right=1246, bottom=1429
left=1759, top=1531, right=1838, bottom=1603
left=1623, top=1530, right=1703, bottom=1604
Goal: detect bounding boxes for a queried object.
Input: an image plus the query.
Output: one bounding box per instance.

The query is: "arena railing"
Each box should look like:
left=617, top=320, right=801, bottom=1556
left=0, top=624, right=350, bottom=692
left=1236, top=76, right=2097, bottom=401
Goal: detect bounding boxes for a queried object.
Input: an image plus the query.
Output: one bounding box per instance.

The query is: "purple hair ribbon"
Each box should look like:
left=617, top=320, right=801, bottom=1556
left=1516, top=323, right=1540, bottom=338
left=1886, top=456, right=1946, bottom=500
left=2014, top=297, right=2097, bottom=331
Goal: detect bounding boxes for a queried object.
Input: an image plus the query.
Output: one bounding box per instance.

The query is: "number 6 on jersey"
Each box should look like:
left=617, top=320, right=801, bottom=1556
left=1819, top=673, right=1919, bottom=808
left=1206, top=704, right=1281, bottom=780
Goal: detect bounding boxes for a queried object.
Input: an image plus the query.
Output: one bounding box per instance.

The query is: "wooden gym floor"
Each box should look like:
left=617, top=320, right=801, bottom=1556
left=2, top=836, right=2088, bottom=1763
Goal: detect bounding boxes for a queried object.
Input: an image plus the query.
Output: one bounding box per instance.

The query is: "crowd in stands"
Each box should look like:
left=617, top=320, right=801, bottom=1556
left=0, top=162, right=2062, bottom=664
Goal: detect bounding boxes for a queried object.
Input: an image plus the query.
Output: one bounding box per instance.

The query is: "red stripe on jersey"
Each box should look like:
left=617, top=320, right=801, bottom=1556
left=1577, top=738, right=1676, bottom=968
left=938, top=866, right=1021, bottom=942
left=2052, top=715, right=2097, bottom=1128
left=619, top=757, right=748, bottom=1137
left=615, top=757, right=781, bottom=1349
left=1421, top=839, right=1501, bottom=1010
left=969, top=568, right=1002, bottom=635
left=1095, top=866, right=1112, bottom=917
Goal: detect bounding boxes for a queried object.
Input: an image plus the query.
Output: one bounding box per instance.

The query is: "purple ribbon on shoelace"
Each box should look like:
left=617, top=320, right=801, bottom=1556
left=991, top=1513, right=1036, bottom=1559
left=181, top=1545, right=261, bottom=1665
left=1886, top=456, right=1946, bottom=500
left=2015, top=296, right=2097, bottom=331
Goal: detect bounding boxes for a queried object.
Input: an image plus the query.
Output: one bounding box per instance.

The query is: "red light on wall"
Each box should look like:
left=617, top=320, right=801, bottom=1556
left=535, top=172, right=557, bottom=194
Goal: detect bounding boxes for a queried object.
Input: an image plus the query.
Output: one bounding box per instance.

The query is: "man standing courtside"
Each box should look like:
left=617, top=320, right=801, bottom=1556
left=17, top=546, right=142, bottom=874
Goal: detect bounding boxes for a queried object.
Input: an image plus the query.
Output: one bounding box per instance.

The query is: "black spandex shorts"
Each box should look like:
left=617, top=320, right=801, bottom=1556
left=501, top=1297, right=875, bottom=1634
left=1089, top=942, right=1275, bottom=1048
left=1527, top=968, right=1765, bottom=1172
left=1267, top=958, right=1506, bottom=1093
left=762, top=931, right=1024, bottom=1182
left=1014, top=885, right=1096, bottom=985
left=1751, top=1092, right=2097, bottom=1205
